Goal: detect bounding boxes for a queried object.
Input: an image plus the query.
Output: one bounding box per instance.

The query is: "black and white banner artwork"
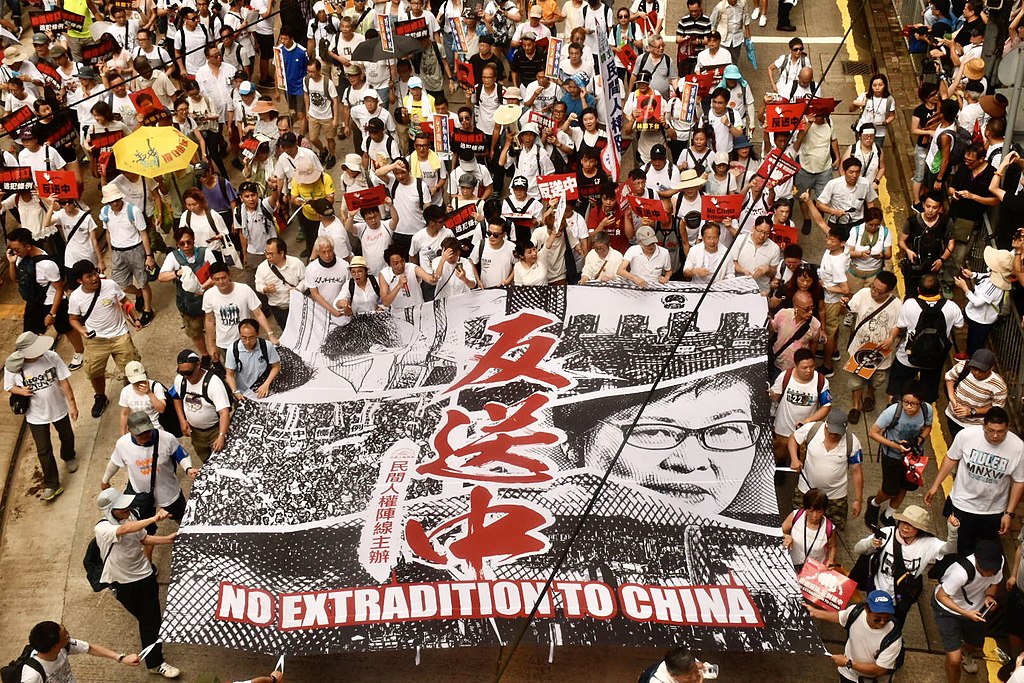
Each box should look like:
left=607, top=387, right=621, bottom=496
left=161, top=280, right=825, bottom=656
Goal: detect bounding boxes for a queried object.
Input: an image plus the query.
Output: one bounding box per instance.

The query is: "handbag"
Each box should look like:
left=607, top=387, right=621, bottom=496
left=9, top=372, right=30, bottom=415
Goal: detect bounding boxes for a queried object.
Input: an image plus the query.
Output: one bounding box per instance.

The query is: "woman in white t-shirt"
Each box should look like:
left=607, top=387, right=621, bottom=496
left=179, top=187, right=232, bottom=261
left=430, top=237, right=479, bottom=299
left=851, top=74, right=896, bottom=150
left=338, top=256, right=383, bottom=315
left=118, top=361, right=167, bottom=434
left=379, top=249, right=432, bottom=310
left=781, top=488, right=836, bottom=570
left=54, top=200, right=103, bottom=270
left=512, top=239, right=550, bottom=286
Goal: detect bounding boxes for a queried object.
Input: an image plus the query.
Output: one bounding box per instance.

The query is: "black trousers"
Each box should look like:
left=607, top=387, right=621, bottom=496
left=29, top=416, right=76, bottom=489
left=114, top=573, right=164, bottom=668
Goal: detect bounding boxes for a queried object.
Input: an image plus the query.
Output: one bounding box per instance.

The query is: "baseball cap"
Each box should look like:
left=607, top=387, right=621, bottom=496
left=344, top=64, right=361, bottom=75
left=409, top=76, right=423, bottom=89
left=78, top=65, right=98, bottom=80
left=866, top=590, right=896, bottom=615
left=126, top=411, right=154, bottom=436
left=97, top=488, right=136, bottom=518
left=636, top=226, right=657, bottom=245
left=529, top=5, right=543, bottom=17
left=712, top=151, right=729, bottom=167
left=635, top=71, right=652, bottom=83
left=125, top=360, right=148, bottom=384
left=974, top=540, right=1003, bottom=571
left=366, top=117, right=385, bottom=131
left=968, top=348, right=996, bottom=372
left=650, top=143, right=667, bottom=160
left=32, top=33, right=49, bottom=45
left=238, top=80, right=256, bottom=96
left=511, top=176, right=529, bottom=189
left=310, top=197, right=334, bottom=216
left=177, top=349, right=201, bottom=365
left=826, top=409, right=848, bottom=436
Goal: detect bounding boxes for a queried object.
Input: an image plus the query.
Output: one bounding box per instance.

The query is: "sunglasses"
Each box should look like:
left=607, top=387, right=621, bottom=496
left=488, top=231, right=504, bottom=237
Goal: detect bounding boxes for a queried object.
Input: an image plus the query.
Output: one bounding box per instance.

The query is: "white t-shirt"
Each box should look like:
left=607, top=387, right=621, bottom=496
left=118, top=382, right=166, bottom=428
left=622, top=245, right=671, bottom=285
left=21, top=638, right=89, bottom=683
left=202, top=283, right=262, bottom=349
left=792, top=421, right=863, bottom=499
left=391, top=179, right=427, bottom=236
left=316, top=218, right=354, bottom=261
left=478, top=241, right=516, bottom=288
left=94, top=518, right=153, bottom=584
left=54, top=209, right=99, bottom=268
left=109, top=429, right=190, bottom=508
left=180, top=208, right=231, bottom=254
left=895, top=298, right=965, bottom=367
left=68, top=280, right=129, bottom=339
left=431, top=257, right=476, bottom=298
left=356, top=225, right=393, bottom=275
left=935, top=554, right=1004, bottom=613
left=846, top=224, right=892, bottom=273
left=3, top=351, right=70, bottom=426
left=16, top=252, right=61, bottom=306
left=947, top=426, right=1024, bottom=515
left=304, top=258, right=351, bottom=304
left=771, top=370, right=832, bottom=436
left=410, top=227, right=454, bottom=268
left=380, top=263, right=423, bottom=309
left=846, top=289, right=901, bottom=365
left=818, top=247, right=851, bottom=304
left=102, top=202, right=146, bottom=249
left=837, top=605, right=901, bottom=682
left=340, top=279, right=380, bottom=313
left=304, top=75, right=338, bottom=122
left=684, top=242, right=735, bottom=285
left=174, top=370, right=231, bottom=429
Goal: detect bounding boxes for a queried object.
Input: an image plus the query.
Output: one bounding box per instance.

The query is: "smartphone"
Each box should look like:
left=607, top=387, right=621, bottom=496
left=980, top=603, right=993, bottom=618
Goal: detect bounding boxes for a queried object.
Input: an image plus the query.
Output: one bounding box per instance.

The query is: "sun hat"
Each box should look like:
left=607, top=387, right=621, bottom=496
left=101, top=183, right=125, bottom=203
left=891, top=505, right=932, bottom=533
left=293, top=156, right=322, bottom=184
left=676, top=169, right=707, bottom=189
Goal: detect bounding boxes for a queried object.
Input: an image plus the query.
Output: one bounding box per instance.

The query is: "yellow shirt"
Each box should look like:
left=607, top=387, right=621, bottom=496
left=291, top=174, right=335, bottom=220
left=64, top=0, right=94, bottom=39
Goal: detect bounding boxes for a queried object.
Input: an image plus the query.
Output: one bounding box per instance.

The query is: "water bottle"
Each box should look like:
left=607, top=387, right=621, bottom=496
left=702, top=663, right=719, bottom=680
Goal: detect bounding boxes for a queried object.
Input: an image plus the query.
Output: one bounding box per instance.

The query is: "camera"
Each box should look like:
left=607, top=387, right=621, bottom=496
left=899, top=439, right=924, bottom=457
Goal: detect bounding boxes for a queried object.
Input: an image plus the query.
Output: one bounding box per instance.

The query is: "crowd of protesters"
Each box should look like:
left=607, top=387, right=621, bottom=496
left=2, top=0, right=1024, bottom=678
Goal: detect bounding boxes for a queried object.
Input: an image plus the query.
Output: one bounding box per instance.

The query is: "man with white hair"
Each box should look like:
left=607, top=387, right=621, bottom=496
left=630, top=35, right=676, bottom=98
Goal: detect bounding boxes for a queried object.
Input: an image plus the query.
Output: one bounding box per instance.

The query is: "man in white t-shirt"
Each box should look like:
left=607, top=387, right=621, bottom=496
left=3, top=332, right=78, bottom=502
left=305, top=236, right=352, bottom=317
left=304, top=59, right=340, bottom=168
left=789, top=408, right=863, bottom=530
left=68, top=260, right=143, bottom=420
left=806, top=590, right=902, bottom=683
left=887, top=274, right=965, bottom=404
left=173, top=349, right=233, bottom=462
left=18, top=620, right=143, bottom=683
left=931, top=540, right=1005, bottom=679
left=683, top=222, right=734, bottom=285
left=817, top=226, right=852, bottom=377
left=926, top=407, right=1024, bottom=556
left=99, top=183, right=156, bottom=326
left=478, top=221, right=516, bottom=288
left=733, top=217, right=782, bottom=293
left=770, top=348, right=832, bottom=478
left=202, top=261, right=278, bottom=364
left=618, top=226, right=672, bottom=287
left=101, top=411, right=197, bottom=523
left=92, top=489, right=179, bottom=678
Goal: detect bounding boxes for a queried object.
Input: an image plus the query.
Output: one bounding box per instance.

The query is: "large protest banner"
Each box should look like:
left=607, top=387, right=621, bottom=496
left=161, top=281, right=823, bottom=657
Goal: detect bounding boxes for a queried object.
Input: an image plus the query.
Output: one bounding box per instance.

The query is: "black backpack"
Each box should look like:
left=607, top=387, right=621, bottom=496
left=842, top=602, right=906, bottom=676
left=17, top=254, right=58, bottom=305
left=83, top=522, right=115, bottom=593
left=0, top=646, right=46, bottom=683
left=941, top=126, right=974, bottom=171
left=152, top=381, right=183, bottom=437
left=906, top=298, right=951, bottom=369
left=928, top=554, right=976, bottom=583
left=347, top=275, right=381, bottom=302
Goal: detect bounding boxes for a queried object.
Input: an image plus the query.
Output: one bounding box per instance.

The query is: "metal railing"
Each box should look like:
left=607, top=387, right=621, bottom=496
left=896, top=0, right=926, bottom=32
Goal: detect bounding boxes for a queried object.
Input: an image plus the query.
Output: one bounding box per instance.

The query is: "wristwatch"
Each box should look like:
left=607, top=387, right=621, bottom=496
left=846, top=658, right=853, bottom=669
left=970, top=406, right=977, bottom=417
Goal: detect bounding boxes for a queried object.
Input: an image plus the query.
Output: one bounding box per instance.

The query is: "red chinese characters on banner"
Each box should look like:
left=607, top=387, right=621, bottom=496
left=449, top=312, right=570, bottom=393
left=405, top=486, right=552, bottom=578
left=765, top=102, right=806, bottom=132
left=537, top=173, right=579, bottom=201
left=418, top=393, right=559, bottom=484
left=771, top=224, right=799, bottom=250
left=757, top=149, right=801, bottom=189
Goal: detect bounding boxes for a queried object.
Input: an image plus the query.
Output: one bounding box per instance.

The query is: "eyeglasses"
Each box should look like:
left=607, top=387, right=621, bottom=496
left=414, top=143, right=430, bottom=149
left=902, top=399, right=922, bottom=407
left=488, top=231, right=504, bottom=237
left=795, top=304, right=814, bottom=312
left=618, top=421, right=759, bottom=452
left=869, top=283, right=890, bottom=294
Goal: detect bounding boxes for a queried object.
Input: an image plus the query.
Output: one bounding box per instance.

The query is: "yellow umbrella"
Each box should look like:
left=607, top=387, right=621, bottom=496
left=112, top=126, right=198, bottom=178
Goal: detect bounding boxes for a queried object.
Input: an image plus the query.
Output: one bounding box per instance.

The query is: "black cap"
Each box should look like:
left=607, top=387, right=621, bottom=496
left=366, top=117, right=385, bottom=131
left=310, top=198, right=334, bottom=216
left=650, top=144, right=667, bottom=159
left=479, top=34, right=494, bottom=44
left=974, top=539, right=1003, bottom=571
left=279, top=131, right=298, bottom=147
left=177, top=349, right=200, bottom=364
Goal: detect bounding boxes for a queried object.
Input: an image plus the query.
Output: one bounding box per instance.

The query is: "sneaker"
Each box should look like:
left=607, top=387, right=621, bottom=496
left=961, top=652, right=978, bottom=674
left=66, top=458, right=79, bottom=473
left=91, top=394, right=109, bottom=418
left=831, top=350, right=842, bottom=361
left=848, top=408, right=861, bottom=425
left=863, top=394, right=876, bottom=412
left=778, top=23, right=797, bottom=30
left=149, top=663, right=181, bottom=679
left=817, top=365, right=834, bottom=378
left=69, top=353, right=84, bottom=371
left=814, top=348, right=824, bottom=358
left=41, top=486, right=64, bottom=502
left=752, top=7, right=760, bottom=18
left=325, top=154, right=337, bottom=169
left=759, top=14, right=767, bottom=26
left=231, top=158, right=244, bottom=171
left=140, top=310, right=155, bottom=327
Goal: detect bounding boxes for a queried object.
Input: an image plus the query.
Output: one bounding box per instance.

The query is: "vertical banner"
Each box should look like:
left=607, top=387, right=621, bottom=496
left=545, top=37, right=562, bottom=78
left=433, top=114, right=451, bottom=155
left=378, top=14, right=395, bottom=52
left=448, top=17, right=467, bottom=52
left=595, top=28, right=622, bottom=180
left=680, top=79, right=700, bottom=126
left=273, top=46, right=286, bottom=91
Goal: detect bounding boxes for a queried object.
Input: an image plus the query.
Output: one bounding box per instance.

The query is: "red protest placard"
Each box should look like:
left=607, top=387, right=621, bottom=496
left=771, top=223, right=799, bottom=250
left=757, top=149, right=801, bottom=188
left=130, top=87, right=171, bottom=126
left=633, top=92, right=663, bottom=132
left=35, top=170, right=79, bottom=199
left=614, top=44, right=638, bottom=73
left=628, top=196, right=669, bottom=224
left=765, top=102, right=806, bottom=133
left=0, top=167, right=34, bottom=193
left=455, top=57, right=474, bottom=87
left=701, top=194, right=743, bottom=221
left=240, top=136, right=262, bottom=160
left=344, top=185, right=387, bottom=212
left=395, top=16, right=429, bottom=37
left=797, top=558, right=857, bottom=611
left=809, top=97, right=840, bottom=116
left=30, top=9, right=65, bottom=32
left=537, top=173, right=579, bottom=201
left=1, top=106, right=34, bottom=135
left=684, top=72, right=715, bottom=98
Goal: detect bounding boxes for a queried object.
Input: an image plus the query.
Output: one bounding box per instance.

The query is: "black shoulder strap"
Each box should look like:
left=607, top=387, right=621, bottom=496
left=79, top=285, right=103, bottom=323
left=148, top=428, right=160, bottom=493
left=269, top=262, right=295, bottom=287
left=843, top=602, right=867, bottom=631
left=65, top=210, right=90, bottom=244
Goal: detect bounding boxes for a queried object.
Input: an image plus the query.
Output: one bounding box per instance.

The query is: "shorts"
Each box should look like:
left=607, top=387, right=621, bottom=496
left=846, top=366, right=888, bottom=392
left=912, top=146, right=928, bottom=184
left=111, top=244, right=147, bottom=290
left=180, top=311, right=206, bottom=339
left=190, top=423, right=219, bottom=463
left=84, top=332, right=141, bottom=380
left=24, top=298, right=73, bottom=336
left=286, top=93, right=306, bottom=114
left=794, top=167, right=833, bottom=197
left=933, top=598, right=987, bottom=652
left=772, top=432, right=791, bottom=463
left=824, top=301, right=844, bottom=338
left=254, top=32, right=275, bottom=59
left=880, top=452, right=918, bottom=496
left=793, top=488, right=849, bottom=531
left=308, top=116, right=336, bottom=143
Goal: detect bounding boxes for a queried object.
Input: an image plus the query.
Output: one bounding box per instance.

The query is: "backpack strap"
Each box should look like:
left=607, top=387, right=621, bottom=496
left=843, top=602, right=867, bottom=631
left=781, top=367, right=794, bottom=394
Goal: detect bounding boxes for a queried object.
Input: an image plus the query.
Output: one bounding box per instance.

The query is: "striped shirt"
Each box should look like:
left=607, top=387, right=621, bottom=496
left=944, top=360, right=1008, bottom=427
left=675, top=14, right=712, bottom=57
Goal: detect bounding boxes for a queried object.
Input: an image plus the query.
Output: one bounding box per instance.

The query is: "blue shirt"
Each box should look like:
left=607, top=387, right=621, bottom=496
left=279, top=43, right=308, bottom=96
left=225, top=339, right=280, bottom=393
left=875, top=402, right=932, bottom=459
left=561, top=92, right=596, bottom=121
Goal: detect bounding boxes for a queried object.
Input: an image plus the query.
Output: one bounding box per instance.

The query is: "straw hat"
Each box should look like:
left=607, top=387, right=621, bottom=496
left=2, top=44, right=30, bottom=66
left=983, top=246, right=1014, bottom=291
left=980, top=93, right=1008, bottom=119
left=892, top=505, right=932, bottom=533
left=350, top=255, right=368, bottom=269
left=963, top=58, right=985, bottom=81
left=676, top=169, right=707, bottom=189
